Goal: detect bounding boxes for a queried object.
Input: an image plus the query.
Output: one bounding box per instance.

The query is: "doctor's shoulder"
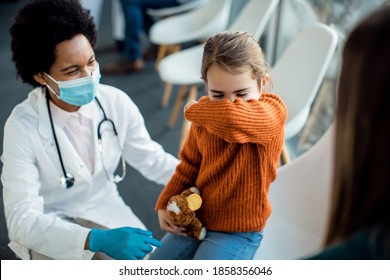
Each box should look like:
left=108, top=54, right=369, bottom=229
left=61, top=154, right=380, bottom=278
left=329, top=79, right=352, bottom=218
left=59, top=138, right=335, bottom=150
left=6, top=88, right=41, bottom=123
left=2, top=89, right=42, bottom=154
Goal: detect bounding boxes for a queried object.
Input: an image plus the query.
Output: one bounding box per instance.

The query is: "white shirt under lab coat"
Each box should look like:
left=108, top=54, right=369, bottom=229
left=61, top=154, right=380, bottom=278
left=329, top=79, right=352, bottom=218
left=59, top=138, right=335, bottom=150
left=1, top=84, right=179, bottom=260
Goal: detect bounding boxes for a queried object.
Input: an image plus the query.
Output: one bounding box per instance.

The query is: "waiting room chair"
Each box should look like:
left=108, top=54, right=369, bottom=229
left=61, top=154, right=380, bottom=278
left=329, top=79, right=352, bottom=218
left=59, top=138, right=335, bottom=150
left=146, top=0, right=209, bottom=18
left=159, top=0, right=280, bottom=132
left=254, top=122, right=335, bottom=259
left=110, top=0, right=210, bottom=50
left=149, top=0, right=232, bottom=69
left=273, top=23, right=338, bottom=163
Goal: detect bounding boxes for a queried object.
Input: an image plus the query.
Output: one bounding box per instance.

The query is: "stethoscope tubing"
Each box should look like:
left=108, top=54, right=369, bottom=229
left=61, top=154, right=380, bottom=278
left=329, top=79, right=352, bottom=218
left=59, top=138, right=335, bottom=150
left=46, top=90, right=75, bottom=188
left=45, top=90, right=125, bottom=188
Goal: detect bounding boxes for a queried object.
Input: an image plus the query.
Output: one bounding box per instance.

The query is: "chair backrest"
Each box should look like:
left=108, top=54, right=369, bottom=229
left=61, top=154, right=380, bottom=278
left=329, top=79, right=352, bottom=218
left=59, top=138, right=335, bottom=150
left=229, top=0, right=279, bottom=41
left=146, top=0, right=209, bottom=18
left=158, top=0, right=280, bottom=85
left=254, top=123, right=335, bottom=260
left=271, top=23, right=338, bottom=139
left=149, top=0, right=232, bottom=45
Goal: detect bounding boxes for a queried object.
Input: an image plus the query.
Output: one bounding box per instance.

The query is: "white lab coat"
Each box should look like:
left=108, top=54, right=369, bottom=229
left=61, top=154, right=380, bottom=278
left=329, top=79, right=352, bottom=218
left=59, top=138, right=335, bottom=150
left=1, top=84, right=179, bottom=260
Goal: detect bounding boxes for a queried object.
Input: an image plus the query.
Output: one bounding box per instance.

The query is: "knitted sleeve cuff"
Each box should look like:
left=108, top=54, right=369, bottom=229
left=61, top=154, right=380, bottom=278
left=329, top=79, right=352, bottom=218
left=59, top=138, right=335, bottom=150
left=184, top=93, right=287, bottom=144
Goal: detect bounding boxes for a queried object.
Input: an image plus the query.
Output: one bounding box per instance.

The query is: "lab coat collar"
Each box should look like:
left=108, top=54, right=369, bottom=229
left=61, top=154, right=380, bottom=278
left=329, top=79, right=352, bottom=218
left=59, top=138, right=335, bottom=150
left=37, top=87, right=101, bottom=139
left=48, top=96, right=99, bottom=130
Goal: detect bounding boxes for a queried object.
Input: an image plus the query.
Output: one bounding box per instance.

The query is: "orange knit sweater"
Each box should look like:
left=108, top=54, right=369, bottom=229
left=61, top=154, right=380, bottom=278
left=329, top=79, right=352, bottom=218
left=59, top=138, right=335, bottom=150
left=156, top=93, right=287, bottom=232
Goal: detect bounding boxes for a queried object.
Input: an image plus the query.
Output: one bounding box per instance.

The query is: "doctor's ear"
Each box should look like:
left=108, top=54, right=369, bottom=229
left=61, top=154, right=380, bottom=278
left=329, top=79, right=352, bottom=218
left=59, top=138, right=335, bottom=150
left=33, top=72, right=46, bottom=86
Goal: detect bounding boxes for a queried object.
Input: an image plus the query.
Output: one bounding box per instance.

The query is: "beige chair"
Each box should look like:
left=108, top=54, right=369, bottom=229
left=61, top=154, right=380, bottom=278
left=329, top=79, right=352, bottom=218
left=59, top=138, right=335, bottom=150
left=254, top=123, right=334, bottom=259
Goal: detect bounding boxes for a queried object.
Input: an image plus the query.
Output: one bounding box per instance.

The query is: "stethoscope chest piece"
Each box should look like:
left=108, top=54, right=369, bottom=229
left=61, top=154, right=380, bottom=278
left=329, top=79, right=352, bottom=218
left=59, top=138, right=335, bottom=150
left=60, top=173, right=75, bottom=188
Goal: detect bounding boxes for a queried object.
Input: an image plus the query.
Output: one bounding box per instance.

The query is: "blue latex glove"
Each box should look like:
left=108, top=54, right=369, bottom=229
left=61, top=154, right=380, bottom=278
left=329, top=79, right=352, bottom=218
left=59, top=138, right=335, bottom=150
left=89, top=227, right=162, bottom=260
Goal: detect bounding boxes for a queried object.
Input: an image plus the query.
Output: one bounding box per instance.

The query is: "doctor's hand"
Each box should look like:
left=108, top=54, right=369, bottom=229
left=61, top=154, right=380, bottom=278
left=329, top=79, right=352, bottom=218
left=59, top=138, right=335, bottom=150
left=157, top=209, right=187, bottom=236
left=88, top=227, right=162, bottom=260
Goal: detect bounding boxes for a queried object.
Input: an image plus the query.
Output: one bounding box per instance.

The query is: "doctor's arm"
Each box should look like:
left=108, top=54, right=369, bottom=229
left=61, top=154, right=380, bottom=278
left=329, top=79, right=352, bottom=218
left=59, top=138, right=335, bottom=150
left=1, top=119, right=91, bottom=260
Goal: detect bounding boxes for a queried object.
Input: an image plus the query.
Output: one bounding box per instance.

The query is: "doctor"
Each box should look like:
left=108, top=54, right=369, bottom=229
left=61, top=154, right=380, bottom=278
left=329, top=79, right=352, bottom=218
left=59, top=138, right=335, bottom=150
left=1, top=0, right=179, bottom=260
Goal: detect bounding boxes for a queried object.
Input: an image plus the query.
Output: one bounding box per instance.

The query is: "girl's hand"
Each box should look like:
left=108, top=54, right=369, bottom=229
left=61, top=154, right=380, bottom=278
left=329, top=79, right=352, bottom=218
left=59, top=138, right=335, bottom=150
left=157, top=209, right=187, bottom=236
left=184, top=100, right=198, bottom=112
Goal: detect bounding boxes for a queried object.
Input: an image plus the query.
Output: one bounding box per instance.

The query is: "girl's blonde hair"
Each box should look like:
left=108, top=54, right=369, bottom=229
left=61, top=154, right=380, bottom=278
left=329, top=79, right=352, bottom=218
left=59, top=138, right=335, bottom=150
left=201, top=31, right=272, bottom=90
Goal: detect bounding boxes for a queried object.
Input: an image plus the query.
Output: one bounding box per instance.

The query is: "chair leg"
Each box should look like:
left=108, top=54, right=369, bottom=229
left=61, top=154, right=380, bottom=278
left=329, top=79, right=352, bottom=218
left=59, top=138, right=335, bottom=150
left=155, top=44, right=182, bottom=70
left=168, top=44, right=181, bottom=54
left=161, top=83, right=173, bottom=108
left=187, top=84, right=198, bottom=101
left=179, top=119, right=191, bottom=151
left=169, top=85, right=188, bottom=128
left=178, top=85, right=198, bottom=149
left=280, top=144, right=291, bottom=165
left=155, top=44, right=169, bottom=70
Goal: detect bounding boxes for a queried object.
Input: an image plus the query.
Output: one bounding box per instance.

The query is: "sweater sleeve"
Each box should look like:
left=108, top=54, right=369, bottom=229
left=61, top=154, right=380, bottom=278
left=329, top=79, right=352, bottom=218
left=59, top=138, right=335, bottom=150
left=155, top=124, right=202, bottom=210
left=184, top=93, right=287, bottom=144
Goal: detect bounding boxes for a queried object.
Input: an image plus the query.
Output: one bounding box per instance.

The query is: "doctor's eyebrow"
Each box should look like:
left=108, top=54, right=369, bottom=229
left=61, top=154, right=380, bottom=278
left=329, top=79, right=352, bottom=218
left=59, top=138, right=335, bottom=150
left=60, top=55, right=96, bottom=73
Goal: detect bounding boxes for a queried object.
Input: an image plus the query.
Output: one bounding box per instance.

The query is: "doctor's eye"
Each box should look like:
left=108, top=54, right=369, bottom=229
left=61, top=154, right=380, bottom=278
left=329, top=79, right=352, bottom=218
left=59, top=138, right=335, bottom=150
left=88, top=59, right=97, bottom=66
left=65, top=68, right=80, bottom=76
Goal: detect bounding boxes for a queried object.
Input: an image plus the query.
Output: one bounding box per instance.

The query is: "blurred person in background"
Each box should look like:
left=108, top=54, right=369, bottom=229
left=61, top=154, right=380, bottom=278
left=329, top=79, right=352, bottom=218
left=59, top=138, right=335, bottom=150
left=101, top=0, right=194, bottom=74
left=307, top=4, right=390, bottom=260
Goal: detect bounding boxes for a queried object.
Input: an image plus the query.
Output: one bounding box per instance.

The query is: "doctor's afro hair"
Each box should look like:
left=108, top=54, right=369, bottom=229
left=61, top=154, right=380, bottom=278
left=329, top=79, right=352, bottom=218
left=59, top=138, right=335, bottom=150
left=10, top=0, right=98, bottom=87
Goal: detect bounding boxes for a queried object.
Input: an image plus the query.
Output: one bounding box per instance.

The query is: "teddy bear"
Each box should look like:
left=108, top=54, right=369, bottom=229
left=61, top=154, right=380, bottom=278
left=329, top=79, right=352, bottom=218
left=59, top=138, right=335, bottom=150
left=166, top=187, right=206, bottom=240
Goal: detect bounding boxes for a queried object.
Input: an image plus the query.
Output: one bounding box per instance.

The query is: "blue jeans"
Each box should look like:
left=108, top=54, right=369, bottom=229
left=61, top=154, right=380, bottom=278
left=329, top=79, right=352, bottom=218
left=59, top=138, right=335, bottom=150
left=149, top=230, right=264, bottom=260
left=119, top=0, right=179, bottom=60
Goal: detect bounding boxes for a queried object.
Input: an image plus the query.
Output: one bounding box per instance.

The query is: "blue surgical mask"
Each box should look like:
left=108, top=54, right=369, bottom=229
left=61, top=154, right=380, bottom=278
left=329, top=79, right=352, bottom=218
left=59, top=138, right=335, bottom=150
left=44, top=65, right=101, bottom=106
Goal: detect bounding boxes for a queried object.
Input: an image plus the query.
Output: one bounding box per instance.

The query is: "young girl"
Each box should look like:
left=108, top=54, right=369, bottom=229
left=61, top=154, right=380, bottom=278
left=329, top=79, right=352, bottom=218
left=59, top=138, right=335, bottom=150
left=149, top=31, right=287, bottom=260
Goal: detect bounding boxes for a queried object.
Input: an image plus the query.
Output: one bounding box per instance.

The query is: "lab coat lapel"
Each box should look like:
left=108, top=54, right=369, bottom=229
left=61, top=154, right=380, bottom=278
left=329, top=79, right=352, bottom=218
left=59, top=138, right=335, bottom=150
left=37, top=88, right=60, bottom=166
left=37, top=88, right=55, bottom=144
left=91, top=95, right=105, bottom=175
left=55, top=129, right=93, bottom=185
left=37, top=90, right=93, bottom=185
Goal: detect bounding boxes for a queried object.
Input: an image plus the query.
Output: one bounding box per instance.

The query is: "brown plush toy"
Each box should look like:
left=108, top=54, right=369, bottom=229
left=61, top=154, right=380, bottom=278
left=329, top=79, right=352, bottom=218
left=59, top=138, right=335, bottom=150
left=166, top=187, right=206, bottom=240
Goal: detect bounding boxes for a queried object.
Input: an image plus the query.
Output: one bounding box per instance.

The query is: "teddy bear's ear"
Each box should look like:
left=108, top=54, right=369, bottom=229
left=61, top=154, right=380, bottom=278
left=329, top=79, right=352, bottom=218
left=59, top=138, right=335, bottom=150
left=186, top=193, right=202, bottom=211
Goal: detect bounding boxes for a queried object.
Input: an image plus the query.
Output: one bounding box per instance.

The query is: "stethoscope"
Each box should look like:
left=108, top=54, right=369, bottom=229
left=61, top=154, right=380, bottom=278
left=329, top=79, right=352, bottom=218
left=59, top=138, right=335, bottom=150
left=45, top=90, right=126, bottom=188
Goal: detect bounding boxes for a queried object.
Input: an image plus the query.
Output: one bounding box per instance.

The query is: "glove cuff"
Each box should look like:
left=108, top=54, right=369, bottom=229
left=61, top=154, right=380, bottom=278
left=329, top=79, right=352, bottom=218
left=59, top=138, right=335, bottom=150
left=89, top=228, right=104, bottom=252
